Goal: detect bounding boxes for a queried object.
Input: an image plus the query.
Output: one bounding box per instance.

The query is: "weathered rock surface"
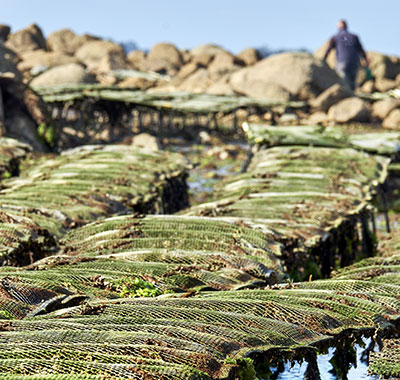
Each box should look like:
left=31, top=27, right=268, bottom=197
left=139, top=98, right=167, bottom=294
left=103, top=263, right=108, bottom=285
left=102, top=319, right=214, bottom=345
left=75, top=40, right=129, bottom=72
left=177, top=68, right=210, bottom=93
left=177, top=62, right=200, bottom=79
left=18, top=50, right=78, bottom=72
left=30, top=63, right=96, bottom=86
left=0, top=25, right=10, bottom=42
left=230, top=52, right=345, bottom=100
left=5, top=24, right=46, bottom=54
left=148, top=43, right=182, bottom=67
left=327, top=97, right=371, bottom=123
left=127, top=50, right=146, bottom=69
left=375, top=77, right=398, bottom=92
left=191, top=53, right=214, bottom=66
left=372, top=99, right=400, bottom=120
left=310, top=83, right=353, bottom=112
left=307, top=111, right=327, bottom=125
left=383, top=109, right=400, bottom=129
left=140, top=43, right=183, bottom=76
left=47, top=28, right=99, bottom=55
left=190, top=44, right=229, bottom=57
left=131, top=133, right=159, bottom=151
left=208, top=52, right=243, bottom=75
left=237, top=48, right=260, bottom=66
left=368, top=51, right=400, bottom=80
left=206, top=75, right=236, bottom=96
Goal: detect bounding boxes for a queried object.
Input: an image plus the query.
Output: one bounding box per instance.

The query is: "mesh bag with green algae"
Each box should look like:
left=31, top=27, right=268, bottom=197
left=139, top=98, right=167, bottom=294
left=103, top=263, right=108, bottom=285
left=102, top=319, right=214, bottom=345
left=0, top=264, right=399, bottom=379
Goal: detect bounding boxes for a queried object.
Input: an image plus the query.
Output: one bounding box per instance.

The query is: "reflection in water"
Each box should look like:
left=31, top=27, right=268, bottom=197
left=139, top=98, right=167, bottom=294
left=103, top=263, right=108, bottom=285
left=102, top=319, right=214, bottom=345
left=262, top=338, right=379, bottom=380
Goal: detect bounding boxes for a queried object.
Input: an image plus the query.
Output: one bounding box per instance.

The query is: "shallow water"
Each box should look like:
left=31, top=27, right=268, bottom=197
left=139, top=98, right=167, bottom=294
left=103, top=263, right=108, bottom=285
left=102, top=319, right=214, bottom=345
left=264, top=338, right=379, bottom=380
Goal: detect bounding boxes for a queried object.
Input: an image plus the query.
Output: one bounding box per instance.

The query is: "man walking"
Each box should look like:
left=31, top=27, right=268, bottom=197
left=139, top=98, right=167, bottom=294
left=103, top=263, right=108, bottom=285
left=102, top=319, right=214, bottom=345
left=324, top=20, right=369, bottom=90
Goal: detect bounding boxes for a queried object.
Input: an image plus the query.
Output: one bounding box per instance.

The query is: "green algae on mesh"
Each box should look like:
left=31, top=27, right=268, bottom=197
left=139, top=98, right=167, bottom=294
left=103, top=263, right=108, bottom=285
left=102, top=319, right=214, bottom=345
left=243, top=123, right=400, bottom=157
left=0, top=145, right=188, bottom=238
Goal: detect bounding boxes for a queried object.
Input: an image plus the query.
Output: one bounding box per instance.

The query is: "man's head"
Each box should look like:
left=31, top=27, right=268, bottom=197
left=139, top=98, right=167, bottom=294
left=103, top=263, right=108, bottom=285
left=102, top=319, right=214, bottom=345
left=337, top=20, right=348, bottom=31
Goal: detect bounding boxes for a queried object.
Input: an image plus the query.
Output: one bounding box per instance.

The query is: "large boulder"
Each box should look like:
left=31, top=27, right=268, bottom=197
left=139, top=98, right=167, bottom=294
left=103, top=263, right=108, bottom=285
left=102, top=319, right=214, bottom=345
left=368, top=51, right=400, bottom=80
left=0, top=25, right=10, bottom=42
left=75, top=40, right=129, bottom=72
left=30, top=63, right=96, bottom=86
left=177, top=68, right=210, bottom=93
left=47, top=28, right=99, bottom=55
left=127, top=50, right=146, bottom=70
left=147, top=43, right=182, bottom=67
left=5, top=24, right=46, bottom=54
left=18, top=50, right=78, bottom=73
left=383, top=109, right=400, bottom=129
left=190, top=44, right=229, bottom=57
left=141, top=43, right=183, bottom=75
left=229, top=52, right=345, bottom=100
left=314, top=40, right=336, bottom=69
left=372, top=99, right=400, bottom=120
left=206, top=75, right=236, bottom=96
left=208, top=52, right=243, bottom=75
left=310, top=83, right=353, bottom=112
left=327, top=97, right=371, bottom=123
left=236, top=48, right=260, bottom=66
left=118, top=77, right=156, bottom=90
left=177, top=62, right=200, bottom=79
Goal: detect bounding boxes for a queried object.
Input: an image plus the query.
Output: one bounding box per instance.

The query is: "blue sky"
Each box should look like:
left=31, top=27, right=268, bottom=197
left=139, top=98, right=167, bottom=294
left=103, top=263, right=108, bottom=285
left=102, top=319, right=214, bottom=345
left=1, top=0, right=399, bottom=56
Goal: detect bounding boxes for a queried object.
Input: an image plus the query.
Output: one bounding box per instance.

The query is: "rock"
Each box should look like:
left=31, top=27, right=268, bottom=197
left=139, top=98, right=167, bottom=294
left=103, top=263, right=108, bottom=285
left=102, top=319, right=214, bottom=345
left=75, top=40, right=129, bottom=72
left=314, top=40, right=336, bottom=69
left=191, top=53, right=213, bottom=66
left=375, top=77, right=397, bottom=92
left=0, top=25, right=10, bottom=42
left=231, top=74, right=291, bottom=101
left=118, top=77, right=156, bottom=90
left=18, top=50, right=78, bottom=72
left=237, top=48, right=260, bottom=66
left=30, top=63, right=96, bottom=86
left=327, top=97, right=371, bottom=123
left=127, top=50, right=146, bottom=69
left=208, top=52, right=243, bottom=75
left=5, top=24, right=46, bottom=54
left=372, top=99, right=400, bottom=120
left=140, top=43, right=183, bottom=76
left=177, top=62, right=200, bottom=79
left=0, top=42, right=20, bottom=79
left=229, top=52, right=345, bottom=100
left=279, top=113, right=299, bottom=124
left=131, top=133, right=159, bottom=151
left=368, top=51, right=400, bottom=80
left=199, top=131, right=212, bottom=144
left=206, top=75, right=236, bottom=96
left=310, top=83, right=353, bottom=112
left=181, top=49, right=191, bottom=64
left=383, top=109, right=400, bottom=129
left=177, top=68, right=210, bottom=93
left=190, top=44, right=229, bottom=57
left=360, top=80, right=376, bottom=94
left=148, top=43, right=182, bottom=67
left=140, top=58, right=178, bottom=75
left=47, top=28, right=99, bottom=56
left=307, top=111, right=327, bottom=125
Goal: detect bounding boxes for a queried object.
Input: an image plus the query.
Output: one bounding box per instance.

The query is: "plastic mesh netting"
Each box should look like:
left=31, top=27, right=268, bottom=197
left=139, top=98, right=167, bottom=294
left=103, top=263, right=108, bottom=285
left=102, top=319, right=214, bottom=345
left=0, top=267, right=399, bottom=379
left=0, top=214, right=283, bottom=319
left=369, top=339, right=400, bottom=377
left=0, top=145, right=189, bottom=267
left=184, top=146, right=389, bottom=277
left=243, top=123, right=400, bottom=157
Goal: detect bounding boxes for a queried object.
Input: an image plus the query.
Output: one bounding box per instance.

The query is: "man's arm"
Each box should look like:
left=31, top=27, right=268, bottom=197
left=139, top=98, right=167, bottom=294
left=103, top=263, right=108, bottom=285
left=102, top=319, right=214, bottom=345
left=323, top=37, right=335, bottom=61
left=355, top=36, right=369, bottom=66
